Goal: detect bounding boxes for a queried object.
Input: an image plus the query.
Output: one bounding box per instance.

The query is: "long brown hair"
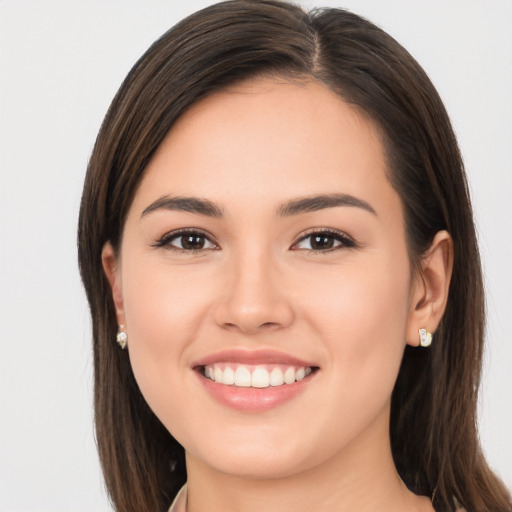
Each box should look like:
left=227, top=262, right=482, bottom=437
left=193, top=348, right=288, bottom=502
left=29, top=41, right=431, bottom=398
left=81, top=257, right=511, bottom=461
left=77, top=1, right=511, bottom=511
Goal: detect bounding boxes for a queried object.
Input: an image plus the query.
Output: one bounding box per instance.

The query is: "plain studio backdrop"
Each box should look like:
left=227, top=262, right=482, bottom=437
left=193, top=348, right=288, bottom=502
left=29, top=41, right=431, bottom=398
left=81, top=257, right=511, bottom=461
left=0, top=1, right=510, bottom=510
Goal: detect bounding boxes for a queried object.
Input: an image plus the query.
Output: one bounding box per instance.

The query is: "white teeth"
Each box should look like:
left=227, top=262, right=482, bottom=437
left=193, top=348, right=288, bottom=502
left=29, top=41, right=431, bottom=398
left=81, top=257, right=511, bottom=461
left=204, top=364, right=313, bottom=388
left=223, top=366, right=235, bottom=385
left=270, top=367, right=284, bottom=386
left=251, top=368, right=270, bottom=388
left=234, top=366, right=252, bottom=387
left=214, top=366, right=223, bottom=384
left=283, top=367, right=295, bottom=385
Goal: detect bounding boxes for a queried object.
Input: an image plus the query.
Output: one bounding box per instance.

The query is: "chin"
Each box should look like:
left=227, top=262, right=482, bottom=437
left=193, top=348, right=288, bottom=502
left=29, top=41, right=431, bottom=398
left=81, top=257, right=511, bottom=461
left=193, top=448, right=310, bottom=480
left=183, top=422, right=329, bottom=481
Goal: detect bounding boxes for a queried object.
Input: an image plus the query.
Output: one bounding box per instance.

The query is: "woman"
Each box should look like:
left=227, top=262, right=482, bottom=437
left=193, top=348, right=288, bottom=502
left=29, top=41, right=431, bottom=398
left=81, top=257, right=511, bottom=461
left=77, top=1, right=511, bottom=511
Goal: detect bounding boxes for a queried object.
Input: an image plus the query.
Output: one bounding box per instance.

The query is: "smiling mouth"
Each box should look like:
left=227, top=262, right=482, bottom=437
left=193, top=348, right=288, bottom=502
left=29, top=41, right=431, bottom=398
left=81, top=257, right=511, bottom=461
left=201, top=363, right=317, bottom=388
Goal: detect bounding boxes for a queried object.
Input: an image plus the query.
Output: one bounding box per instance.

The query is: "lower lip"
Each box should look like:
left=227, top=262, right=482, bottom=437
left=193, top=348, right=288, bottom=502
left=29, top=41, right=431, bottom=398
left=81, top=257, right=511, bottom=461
left=197, top=371, right=316, bottom=412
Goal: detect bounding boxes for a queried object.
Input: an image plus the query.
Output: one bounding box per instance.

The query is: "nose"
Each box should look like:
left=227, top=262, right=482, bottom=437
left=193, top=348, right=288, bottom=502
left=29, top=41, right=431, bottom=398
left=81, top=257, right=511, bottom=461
left=213, top=247, right=295, bottom=334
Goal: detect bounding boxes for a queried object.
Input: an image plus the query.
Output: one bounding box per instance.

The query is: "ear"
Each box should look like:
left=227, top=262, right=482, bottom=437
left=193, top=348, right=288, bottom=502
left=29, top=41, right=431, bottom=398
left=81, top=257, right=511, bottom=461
left=406, top=230, right=453, bottom=347
left=101, top=242, right=126, bottom=328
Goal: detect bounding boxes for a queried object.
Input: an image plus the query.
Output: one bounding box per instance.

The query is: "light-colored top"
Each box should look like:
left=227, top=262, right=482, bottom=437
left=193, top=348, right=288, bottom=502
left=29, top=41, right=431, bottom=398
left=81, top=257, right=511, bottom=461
left=168, top=484, right=187, bottom=512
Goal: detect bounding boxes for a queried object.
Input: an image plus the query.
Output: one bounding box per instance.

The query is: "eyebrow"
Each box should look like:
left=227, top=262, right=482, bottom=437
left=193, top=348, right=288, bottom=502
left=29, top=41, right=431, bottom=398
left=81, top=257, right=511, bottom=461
left=278, top=193, right=377, bottom=217
left=141, top=193, right=376, bottom=219
left=141, top=196, right=224, bottom=218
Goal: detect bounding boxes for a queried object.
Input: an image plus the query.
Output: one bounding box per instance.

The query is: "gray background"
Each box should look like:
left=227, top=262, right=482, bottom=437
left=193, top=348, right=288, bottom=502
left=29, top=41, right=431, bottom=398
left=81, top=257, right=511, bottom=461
left=1, top=1, right=510, bottom=510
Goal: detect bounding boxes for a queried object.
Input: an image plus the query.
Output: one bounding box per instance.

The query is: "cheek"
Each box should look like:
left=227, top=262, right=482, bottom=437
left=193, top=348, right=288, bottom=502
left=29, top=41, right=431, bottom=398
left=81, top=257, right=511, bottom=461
left=120, top=257, right=214, bottom=412
left=299, top=254, right=410, bottom=340
left=297, top=254, right=410, bottom=408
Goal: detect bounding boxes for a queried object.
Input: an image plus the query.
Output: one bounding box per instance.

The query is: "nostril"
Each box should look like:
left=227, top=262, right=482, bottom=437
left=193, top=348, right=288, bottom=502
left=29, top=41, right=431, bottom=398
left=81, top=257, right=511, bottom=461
left=260, top=321, right=280, bottom=328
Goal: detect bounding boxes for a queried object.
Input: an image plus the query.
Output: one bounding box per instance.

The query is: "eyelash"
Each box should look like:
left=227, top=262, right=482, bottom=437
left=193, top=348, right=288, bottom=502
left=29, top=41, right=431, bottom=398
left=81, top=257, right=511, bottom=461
left=153, top=228, right=356, bottom=254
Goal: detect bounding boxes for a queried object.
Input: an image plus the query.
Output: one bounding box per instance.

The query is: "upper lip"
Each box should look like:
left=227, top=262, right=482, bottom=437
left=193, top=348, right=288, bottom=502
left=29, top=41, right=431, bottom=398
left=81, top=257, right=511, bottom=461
left=192, top=348, right=317, bottom=368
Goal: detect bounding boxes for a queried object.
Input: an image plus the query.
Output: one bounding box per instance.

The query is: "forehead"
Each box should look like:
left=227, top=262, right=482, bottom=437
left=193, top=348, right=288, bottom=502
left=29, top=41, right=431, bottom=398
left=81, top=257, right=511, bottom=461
left=130, top=77, right=397, bottom=218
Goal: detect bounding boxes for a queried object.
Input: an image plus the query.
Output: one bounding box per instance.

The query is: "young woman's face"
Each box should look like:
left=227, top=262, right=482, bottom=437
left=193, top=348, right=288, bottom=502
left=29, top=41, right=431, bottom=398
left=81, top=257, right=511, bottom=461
left=109, top=78, right=419, bottom=479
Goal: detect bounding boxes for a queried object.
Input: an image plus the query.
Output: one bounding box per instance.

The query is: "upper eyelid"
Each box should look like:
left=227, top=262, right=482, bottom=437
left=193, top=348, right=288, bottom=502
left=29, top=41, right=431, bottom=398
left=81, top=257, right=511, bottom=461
left=292, top=227, right=354, bottom=244
left=159, top=227, right=213, bottom=239
left=297, top=227, right=350, bottom=237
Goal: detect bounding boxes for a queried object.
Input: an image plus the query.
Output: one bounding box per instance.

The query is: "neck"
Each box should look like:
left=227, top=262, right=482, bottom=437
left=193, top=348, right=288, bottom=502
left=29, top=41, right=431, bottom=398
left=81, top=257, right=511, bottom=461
left=184, top=408, right=431, bottom=512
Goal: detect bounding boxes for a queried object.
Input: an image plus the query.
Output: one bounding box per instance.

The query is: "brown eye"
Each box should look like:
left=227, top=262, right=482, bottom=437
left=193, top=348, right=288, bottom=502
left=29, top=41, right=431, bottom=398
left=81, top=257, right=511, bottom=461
left=156, top=230, right=217, bottom=252
left=293, top=230, right=355, bottom=252
left=310, top=234, right=336, bottom=250
left=180, top=233, right=207, bottom=250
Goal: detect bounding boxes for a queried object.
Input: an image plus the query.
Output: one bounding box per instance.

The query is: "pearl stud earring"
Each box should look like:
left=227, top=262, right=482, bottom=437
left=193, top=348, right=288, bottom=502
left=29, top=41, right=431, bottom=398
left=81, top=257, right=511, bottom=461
left=418, top=327, right=432, bottom=347
left=116, top=326, right=128, bottom=349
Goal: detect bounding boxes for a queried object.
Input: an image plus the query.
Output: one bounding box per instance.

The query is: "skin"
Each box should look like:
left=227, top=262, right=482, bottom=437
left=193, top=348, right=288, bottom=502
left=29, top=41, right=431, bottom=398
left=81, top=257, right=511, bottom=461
left=103, top=77, right=452, bottom=512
